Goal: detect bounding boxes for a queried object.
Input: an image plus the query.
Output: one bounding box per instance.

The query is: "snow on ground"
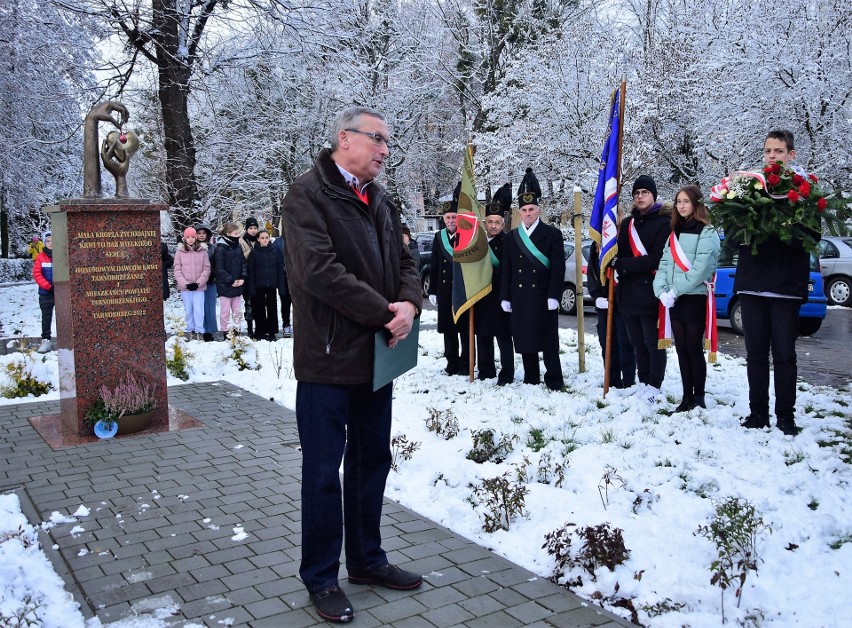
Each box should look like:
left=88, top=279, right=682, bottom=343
left=1, top=283, right=851, bottom=626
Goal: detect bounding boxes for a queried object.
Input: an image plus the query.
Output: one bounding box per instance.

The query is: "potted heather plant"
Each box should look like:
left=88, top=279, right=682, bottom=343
left=85, top=373, right=158, bottom=438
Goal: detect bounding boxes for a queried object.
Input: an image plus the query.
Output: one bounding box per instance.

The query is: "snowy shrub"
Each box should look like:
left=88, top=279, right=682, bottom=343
left=469, top=471, right=528, bottom=533
left=1, top=352, right=53, bottom=398
left=425, top=407, right=459, bottom=440
left=227, top=329, right=259, bottom=371
left=543, top=522, right=631, bottom=586
left=166, top=338, right=192, bottom=381
left=598, top=465, right=626, bottom=510
left=466, top=428, right=514, bottom=463
left=695, top=496, right=771, bottom=623
left=390, top=433, right=420, bottom=472
left=0, top=258, right=34, bottom=283
left=536, top=450, right=566, bottom=487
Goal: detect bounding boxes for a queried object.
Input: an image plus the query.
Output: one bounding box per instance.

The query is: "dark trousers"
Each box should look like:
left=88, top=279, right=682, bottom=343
left=202, top=283, right=218, bottom=334
left=521, top=351, right=564, bottom=390
left=296, top=381, right=393, bottom=593
left=443, top=313, right=471, bottom=374
left=740, top=294, right=800, bottom=420
left=595, top=308, right=636, bottom=388
left=624, top=312, right=667, bottom=388
left=279, top=290, right=292, bottom=328
left=476, top=333, right=514, bottom=384
left=671, top=320, right=706, bottom=397
left=38, top=294, right=55, bottom=340
left=250, top=287, right=279, bottom=339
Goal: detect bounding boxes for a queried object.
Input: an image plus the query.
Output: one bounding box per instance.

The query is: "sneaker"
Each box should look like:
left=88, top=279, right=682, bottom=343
left=283, top=325, right=293, bottom=337
left=741, top=414, right=770, bottom=429
left=37, top=339, right=52, bottom=353
left=347, top=563, right=423, bottom=590
left=309, top=586, right=353, bottom=623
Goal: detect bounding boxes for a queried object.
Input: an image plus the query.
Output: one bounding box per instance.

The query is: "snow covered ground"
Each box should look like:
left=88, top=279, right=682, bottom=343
left=1, top=283, right=851, bottom=627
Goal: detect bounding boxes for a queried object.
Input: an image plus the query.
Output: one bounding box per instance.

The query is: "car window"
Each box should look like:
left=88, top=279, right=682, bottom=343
left=563, top=243, right=575, bottom=257
left=819, top=240, right=838, bottom=259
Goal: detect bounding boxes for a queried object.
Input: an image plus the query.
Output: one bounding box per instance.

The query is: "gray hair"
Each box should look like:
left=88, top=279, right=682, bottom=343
left=330, top=106, right=386, bottom=150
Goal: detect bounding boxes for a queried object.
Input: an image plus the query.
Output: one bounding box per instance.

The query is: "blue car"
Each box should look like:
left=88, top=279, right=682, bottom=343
left=714, top=240, right=827, bottom=336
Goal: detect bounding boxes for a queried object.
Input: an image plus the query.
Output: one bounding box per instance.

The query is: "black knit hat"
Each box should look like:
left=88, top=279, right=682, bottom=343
left=244, top=217, right=259, bottom=229
left=517, top=168, right=541, bottom=207
left=632, top=175, right=658, bottom=200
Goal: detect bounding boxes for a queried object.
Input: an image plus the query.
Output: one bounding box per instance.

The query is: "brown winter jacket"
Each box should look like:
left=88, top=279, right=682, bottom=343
left=282, top=148, right=421, bottom=385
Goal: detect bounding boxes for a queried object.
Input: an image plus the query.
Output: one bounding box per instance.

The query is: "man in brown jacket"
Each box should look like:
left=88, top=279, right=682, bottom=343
left=282, top=106, right=422, bottom=623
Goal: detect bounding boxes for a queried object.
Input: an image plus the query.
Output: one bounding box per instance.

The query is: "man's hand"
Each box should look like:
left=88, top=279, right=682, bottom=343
left=547, top=298, right=559, bottom=311
left=385, top=301, right=416, bottom=348
left=595, top=297, right=608, bottom=310
left=428, top=294, right=437, bottom=306
left=501, top=300, right=512, bottom=313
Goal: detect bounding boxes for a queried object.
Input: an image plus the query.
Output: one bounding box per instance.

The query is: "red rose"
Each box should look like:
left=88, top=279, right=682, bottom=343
left=809, top=174, right=819, bottom=183
left=817, top=198, right=827, bottom=212
left=798, top=181, right=811, bottom=198
left=792, top=173, right=804, bottom=185
left=768, top=174, right=781, bottom=186
left=771, top=163, right=782, bottom=174
left=763, top=166, right=773, bottom=174
left=788, top=190, right=800, bottom=203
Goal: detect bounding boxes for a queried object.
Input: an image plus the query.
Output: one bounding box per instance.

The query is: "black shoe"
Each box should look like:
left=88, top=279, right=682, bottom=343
left=458, top=369, right=470, bottom=377
left=673, top=396, right=693, bottom=413
left=202, top=333, right=214, bottom=342
left=741, top=414, right=770, bottom=429
left=309, top=586, right=353, bottom=623
left=692, top=395, right=706, bottom=409
left=444, top=365, right=458, bottom=376
left=348, top=563, right=423, bottom=590
left=777, top=419, right=800, bottom=437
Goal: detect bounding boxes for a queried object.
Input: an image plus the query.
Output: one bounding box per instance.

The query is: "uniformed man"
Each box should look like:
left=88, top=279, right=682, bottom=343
left=475, top=187, right=514, bottom=385
left=500, top=168, right=565, bottom=390
left=428, top=182, right=470, bottom=375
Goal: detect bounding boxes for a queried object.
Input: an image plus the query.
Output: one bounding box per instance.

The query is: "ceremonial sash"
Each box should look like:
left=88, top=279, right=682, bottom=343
left=657, top=232, right=718, bottom=362
left=628, top=219, right=648, bottom=258
left=489, top=247, right=500, bottom=267
left=439, top=229, right=454, bottom=261
left=514, top=227, right=550, bottom=270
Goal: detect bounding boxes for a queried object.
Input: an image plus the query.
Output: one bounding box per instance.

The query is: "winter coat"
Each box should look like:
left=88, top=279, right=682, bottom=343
left=654, top=220, right=720, bottom=298
left=161, top=242, right=174, bottom=300
left=407, top=239, right=421, bottom=269
left=733, top=234, right=813, bottom=302
left=173, top=241, right=211, bottom=291
left=214, top=236, right=247, bottom=298
left=429, top=229, right=458, bottom=333
left=34, top=249, right=54, bottom=295
left=500, top=221, right=565, bottom=353
left=616, top=204, right=671, bottom=315
left=474, top=232, right=511, bottom=338
left=587, top=241, right=621, bottom=312
left=282, top=147, right=421, bottom=385
left=27, top=241, right=44, bottom=260
left=271, top=236, right=290, bottom=298
left=246, top=243, right=285, bottom=296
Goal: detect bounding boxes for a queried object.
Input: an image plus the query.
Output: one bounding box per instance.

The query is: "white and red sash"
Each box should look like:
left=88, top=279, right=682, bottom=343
left=628, top=219, right=648, bottom=258
left=657, top=232, right=718, bottom=362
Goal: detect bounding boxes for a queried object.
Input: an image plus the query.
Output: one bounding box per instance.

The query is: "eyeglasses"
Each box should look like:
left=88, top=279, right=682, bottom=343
left=345, top=128, right=390, bottom=147
left=632, top=190, right=652, bottom=198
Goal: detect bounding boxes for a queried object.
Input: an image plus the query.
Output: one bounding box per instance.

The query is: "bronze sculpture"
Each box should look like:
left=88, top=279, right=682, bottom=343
left=83, top=101, right=139, bottom=198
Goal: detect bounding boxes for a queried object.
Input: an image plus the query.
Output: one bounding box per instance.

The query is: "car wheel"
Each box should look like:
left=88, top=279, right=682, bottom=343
left=798, top=317, right=822, bottom=336
left=560, top=284, right=577, bottom=315
left=729, top=299, right=744, bottom=335
left=421, top=272, right=430, bottom=297
left=825, top=276, right=851, bottom=307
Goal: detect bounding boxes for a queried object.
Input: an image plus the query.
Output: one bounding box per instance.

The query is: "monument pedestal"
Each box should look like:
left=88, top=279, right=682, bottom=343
left=48, top=199, right=169, bottom=438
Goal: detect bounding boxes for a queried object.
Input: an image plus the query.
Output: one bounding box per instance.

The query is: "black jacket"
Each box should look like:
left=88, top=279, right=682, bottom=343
left=247, top=243, right=285, bottom=295
left=214, top=236, right=247, bottom=298
left=282, top=148, right=421, bottom=385
left=429, top=229, right=457, bottom=333
left=616, top=204, right=671, bottom=315
left=161, top=242, right=173, bottom=300
left=474, top=232, right=510, bottom=337
left=734, top=235, right=811, bottom=301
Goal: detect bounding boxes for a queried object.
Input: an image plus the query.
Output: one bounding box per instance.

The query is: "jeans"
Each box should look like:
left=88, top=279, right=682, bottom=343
left=740, top=294, right=800, bottom=420
left=624, top=312, right=667, bottom=388
left=202, top=283, right=218, bottom=334
left=296, top=381, right=393, bottom=593
left=39, top=293, right=55, bottom=340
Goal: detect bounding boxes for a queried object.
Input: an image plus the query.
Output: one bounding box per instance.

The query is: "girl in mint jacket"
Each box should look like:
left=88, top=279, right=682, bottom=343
left=653, top=185, right=720, bottom=412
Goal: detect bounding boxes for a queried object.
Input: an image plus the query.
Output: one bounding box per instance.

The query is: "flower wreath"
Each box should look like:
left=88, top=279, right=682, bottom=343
left=709, top=162, right=829, bottom=254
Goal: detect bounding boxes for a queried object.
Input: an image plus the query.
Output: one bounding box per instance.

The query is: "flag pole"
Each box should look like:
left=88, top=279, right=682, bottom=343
left=573, top=186, right=585, bottom=374
left=603, top=77, right=627, bottom=398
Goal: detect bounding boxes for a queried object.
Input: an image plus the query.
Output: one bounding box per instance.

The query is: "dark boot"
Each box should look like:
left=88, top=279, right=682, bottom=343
left=673, top=395, right=693, bottom=413
left=742, top=413, right=770, bottom=429
left=246, top=319, right=254, bottom=338
left=776, top=418, right=800, bottom=437
left=691, top=395, right=706, bottom=409
left=202, top=333, right=214, bottom=342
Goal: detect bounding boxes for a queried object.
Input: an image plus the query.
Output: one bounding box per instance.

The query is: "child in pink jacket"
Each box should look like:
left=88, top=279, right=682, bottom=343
left=173, top=227, right=211, bottom=340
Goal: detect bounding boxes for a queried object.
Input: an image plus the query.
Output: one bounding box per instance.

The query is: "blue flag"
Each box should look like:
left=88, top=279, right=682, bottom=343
left=590, top=87, right=622, bottom=284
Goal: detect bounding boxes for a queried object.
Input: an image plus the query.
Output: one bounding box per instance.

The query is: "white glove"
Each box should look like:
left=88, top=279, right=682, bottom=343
left=660, top=290, right=676, bottom=309
left=428, top=294, right=437, bottom=306
left=501, top=300, right=512, bottom=313
left=547, top=298, right=559, bottom=311
left=595, top=297, right=608, bottom=310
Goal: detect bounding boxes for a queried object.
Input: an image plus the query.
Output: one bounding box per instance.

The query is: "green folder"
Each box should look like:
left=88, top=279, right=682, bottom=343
left=373, top=318, right=420, bottom=391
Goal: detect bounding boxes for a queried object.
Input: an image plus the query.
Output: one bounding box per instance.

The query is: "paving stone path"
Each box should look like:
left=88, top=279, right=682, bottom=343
left=0, top=380, right=631, bottom=627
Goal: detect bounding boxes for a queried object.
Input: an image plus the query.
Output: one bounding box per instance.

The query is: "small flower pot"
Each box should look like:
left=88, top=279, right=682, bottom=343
left=93, top=419, right=118, bottom=439
left=117, top=411, right=155, bottom=435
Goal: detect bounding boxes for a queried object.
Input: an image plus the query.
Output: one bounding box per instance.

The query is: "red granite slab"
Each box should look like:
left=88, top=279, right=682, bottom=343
left=46, top=200, right=170, bottom=441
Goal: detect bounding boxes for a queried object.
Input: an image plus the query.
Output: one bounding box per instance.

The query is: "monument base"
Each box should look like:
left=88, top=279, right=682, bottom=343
left=29, top=405, right=203, bottom=450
